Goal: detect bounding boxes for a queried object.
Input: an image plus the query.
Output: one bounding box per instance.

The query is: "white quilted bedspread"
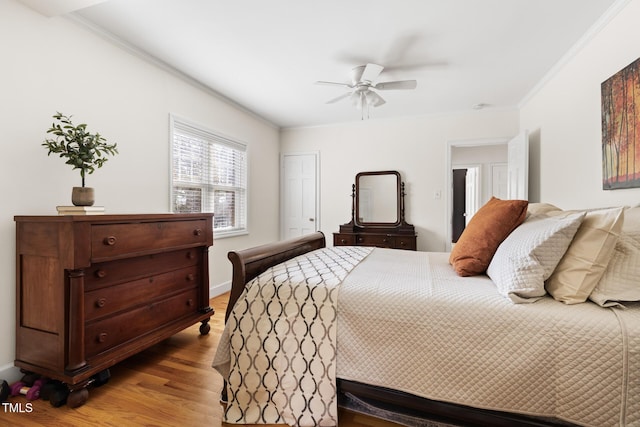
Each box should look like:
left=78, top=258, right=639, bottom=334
left=337, top=249, right=640, bottom=427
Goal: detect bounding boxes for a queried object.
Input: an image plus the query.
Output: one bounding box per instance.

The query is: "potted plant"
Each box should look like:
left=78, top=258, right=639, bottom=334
left=42, top=112, right=118, bottom=206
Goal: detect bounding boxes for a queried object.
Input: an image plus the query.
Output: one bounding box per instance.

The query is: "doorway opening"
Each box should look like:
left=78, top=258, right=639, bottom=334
left=451, top=166, right=480, bottom=243
left=446, top=132, right=528, bottom=250
left=446, top=139, right=509, bottom=250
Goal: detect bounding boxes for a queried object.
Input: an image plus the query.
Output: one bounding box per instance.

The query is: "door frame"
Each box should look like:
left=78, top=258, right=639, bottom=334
left=446, top=137, right=508, bottom=251
left=280, top=151, right=321, bottom=240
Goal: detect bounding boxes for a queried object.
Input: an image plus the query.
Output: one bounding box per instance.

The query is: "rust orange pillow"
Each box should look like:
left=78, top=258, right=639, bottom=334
left=449, top=197, right=528, bottom=276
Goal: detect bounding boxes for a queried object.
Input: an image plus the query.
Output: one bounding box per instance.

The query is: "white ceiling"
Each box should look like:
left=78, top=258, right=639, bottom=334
left=23, top=0, right=622, bottom=128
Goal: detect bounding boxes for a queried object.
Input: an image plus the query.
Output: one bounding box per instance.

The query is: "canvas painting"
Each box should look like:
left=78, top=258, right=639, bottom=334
left=602, top=57, right=640, bottom=190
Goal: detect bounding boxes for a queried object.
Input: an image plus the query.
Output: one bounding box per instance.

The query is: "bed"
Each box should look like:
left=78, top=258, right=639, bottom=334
left=213, top=201, right=640, bottom=427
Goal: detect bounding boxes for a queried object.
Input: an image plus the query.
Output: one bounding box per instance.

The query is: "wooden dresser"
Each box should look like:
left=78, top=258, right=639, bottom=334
left=334, top=170, right=417, bottom=251
left=14, top=213, right=214, bottom=407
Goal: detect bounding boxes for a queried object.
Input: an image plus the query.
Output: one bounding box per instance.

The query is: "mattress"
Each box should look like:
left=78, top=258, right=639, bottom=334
left=337, top=248, right=640, bottom=427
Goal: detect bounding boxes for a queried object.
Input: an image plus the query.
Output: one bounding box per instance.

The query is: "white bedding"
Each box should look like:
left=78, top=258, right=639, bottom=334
left=215, top=247, right=640, bottom=426
left=338, top=248, right=640, bottom=427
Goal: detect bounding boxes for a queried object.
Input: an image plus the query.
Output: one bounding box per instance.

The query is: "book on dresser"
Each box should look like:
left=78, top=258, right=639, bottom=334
left=56, top=205, right=105, bottom=215
left=14, top=213, right=214, bottom=408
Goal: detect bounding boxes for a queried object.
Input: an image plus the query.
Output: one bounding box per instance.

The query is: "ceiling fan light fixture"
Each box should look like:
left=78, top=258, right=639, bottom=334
left=365, top=90, right=386, bottom=107
left=350, top=91, right=363, bottom=109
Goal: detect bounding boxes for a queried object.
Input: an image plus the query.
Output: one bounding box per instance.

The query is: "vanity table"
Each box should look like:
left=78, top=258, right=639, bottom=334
left=333, top=170, right=417, bottom=250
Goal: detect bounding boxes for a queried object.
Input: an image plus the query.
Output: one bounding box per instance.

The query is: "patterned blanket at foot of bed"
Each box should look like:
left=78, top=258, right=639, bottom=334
left=212, top=246, right=372, bottom=427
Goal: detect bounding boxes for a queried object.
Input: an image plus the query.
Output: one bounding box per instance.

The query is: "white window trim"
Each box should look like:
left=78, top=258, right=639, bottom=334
left=169, top=114, right=249, bottom=239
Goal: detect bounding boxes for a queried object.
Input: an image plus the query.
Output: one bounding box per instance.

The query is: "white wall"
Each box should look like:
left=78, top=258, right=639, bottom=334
left=521, top=0, right=640, bottom=208
left=0, top=0, right=280, bottom=381
left=280, top=109, right=520, bottom=252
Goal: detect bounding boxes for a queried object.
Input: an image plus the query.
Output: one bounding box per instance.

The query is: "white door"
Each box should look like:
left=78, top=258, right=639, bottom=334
left=491, top=163, right=508, bottom=199
left=281, top=153, right=318, bottom=239
left=464, top=166, right=480, bottom=225
left=507, top=130, right=529, bottom=200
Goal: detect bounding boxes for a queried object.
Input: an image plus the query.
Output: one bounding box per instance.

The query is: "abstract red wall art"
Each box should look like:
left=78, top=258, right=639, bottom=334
left=602, top=57, right=640, bottom=190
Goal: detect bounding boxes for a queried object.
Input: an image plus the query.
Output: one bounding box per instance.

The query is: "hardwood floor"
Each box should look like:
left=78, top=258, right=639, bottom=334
left=1, top=293, right=401, bottom=427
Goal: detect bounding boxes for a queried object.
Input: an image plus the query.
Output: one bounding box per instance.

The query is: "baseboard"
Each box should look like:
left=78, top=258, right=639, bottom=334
left=210, top=280, right=230, bottom=298
left=0, top=363, right=21, bottom=383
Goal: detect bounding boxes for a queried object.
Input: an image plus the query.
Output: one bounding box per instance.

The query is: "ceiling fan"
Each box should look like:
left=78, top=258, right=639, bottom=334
left=316, top=63, right=417, bottom=110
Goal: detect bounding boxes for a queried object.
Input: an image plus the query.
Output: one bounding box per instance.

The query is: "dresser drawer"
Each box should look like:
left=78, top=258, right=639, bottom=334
left=85, top=266, right=200, bottom=321
left=84, top=249, right=200, bottom=290
left=85, top=288, right=199, bottom=358
left=355, top=234, right=395, bottom=248
left=334, top=233, right=355, bottom=246
left=91, top=220, right=208, bottom=260
left=395, top=236, right=416, bottom=250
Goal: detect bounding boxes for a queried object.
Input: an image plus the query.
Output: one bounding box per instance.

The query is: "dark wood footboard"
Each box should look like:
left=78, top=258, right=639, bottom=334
left=223, top=232, right=576, bottom=427
left=225, top=231, right=326, bottom=321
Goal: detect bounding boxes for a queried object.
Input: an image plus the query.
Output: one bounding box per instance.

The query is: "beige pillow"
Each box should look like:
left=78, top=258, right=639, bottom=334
left=527, top=202, right=562, bottom=218
left=589, top=207, right=640, bottom=307
left=546, top=207, right=624, bottom=304
left=449, top=197, right=528, bottom=276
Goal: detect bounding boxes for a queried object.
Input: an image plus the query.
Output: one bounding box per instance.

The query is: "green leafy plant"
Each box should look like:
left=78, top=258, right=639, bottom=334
left=42, top=112, right=118, bottom=187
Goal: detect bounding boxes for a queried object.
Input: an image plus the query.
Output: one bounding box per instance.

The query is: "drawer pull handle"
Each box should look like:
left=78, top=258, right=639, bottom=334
left=193, top=228, right=203, bottom=236
left=400, top=241, right=406, bottom=246
left=96, top=298, right=107, bottom=308
left=96, top=270, right=107, bottom=278
left=97, top=333, right=108, bottom=343
left=187, top=298, right=194, bottom=307
left=186, top=274, right=195, bottom=281
left=341, top=239, right=347, bottom=244
left=103, top=236, right=117, bottom=246
left=187, top=251, right=195, bottom=260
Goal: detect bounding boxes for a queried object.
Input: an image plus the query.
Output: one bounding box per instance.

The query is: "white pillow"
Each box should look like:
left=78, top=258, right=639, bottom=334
left=590, top=207, right=640, bottom=307
left=487, top=211, right=585, bottom=303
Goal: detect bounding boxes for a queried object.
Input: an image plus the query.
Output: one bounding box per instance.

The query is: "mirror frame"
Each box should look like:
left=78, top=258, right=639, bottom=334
left=355, top=170, right=401, bottom=227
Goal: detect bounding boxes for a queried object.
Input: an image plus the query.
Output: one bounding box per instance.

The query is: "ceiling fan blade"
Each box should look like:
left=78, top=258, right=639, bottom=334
left=316, top=80, right=353, bottom=88
left=374, top=80, right=417, bottom=90
left=350, top=66, right=364, bottom=85
left=360, top=63, right=384, bottom=83
left=366, top=91, right=386, bottom=107
left=326, top=92, right=352, bottom=104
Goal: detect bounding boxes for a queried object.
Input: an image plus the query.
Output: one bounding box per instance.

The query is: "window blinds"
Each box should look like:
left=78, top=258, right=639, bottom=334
left=171, top=117, right=247, bottom=236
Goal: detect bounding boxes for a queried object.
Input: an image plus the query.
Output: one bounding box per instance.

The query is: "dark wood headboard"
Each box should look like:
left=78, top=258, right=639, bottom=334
left=225, top=231, right=326, bottom=321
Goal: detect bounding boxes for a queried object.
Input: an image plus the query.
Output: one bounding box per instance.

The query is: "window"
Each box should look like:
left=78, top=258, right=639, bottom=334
left=170, top=116, right=247, bottom=237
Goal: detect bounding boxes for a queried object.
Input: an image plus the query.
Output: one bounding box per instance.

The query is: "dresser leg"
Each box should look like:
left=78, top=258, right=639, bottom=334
left=199, top=319, right=211, bottom=335
left=66, top=386, right=89, bottom=408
